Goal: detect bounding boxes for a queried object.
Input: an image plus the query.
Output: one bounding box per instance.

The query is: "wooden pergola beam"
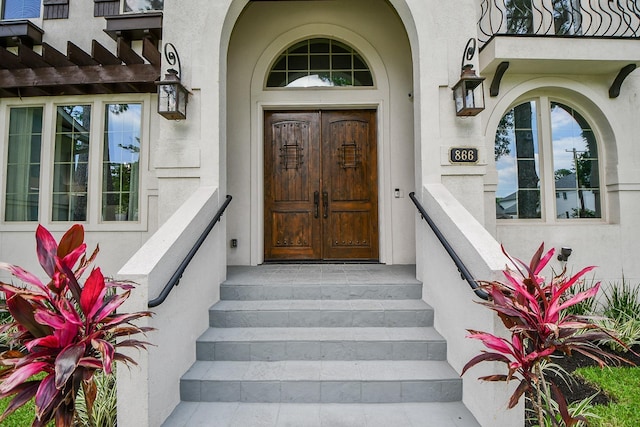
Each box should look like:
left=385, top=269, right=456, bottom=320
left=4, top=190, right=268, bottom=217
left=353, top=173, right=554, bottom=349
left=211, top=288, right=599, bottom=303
left=0, top=63, right=159, bottom=88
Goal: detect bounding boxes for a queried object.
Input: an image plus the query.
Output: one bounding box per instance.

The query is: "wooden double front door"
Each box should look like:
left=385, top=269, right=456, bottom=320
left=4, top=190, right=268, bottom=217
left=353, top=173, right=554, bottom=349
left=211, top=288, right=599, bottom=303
left=264, top=110, right=378, bottom=261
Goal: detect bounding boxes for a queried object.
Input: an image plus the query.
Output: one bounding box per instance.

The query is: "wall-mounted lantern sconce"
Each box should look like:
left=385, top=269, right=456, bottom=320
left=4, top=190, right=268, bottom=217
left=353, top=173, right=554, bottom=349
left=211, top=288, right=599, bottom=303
left=452, top=39, right=486, bottom=117
left=156, top=43, right=188, bottom=120
left=557, top=247, right=572, bottom=262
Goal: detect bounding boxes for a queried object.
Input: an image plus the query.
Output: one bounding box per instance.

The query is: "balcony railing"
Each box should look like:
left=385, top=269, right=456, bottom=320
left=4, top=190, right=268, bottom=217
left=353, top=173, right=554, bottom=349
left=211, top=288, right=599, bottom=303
left=478, top=0, right=640, bottom=47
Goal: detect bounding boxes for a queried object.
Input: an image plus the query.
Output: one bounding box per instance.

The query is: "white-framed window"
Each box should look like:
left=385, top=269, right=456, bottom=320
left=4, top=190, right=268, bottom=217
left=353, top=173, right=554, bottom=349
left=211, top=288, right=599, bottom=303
left=122, top=0, right=163, bottom=13
left=1, top=0, right=40, bottom=19
left=266, top=38, right=373, bottom=88
left=495, top=97, right=602, bottom=220
left=2, top=96, right=149, bottom=226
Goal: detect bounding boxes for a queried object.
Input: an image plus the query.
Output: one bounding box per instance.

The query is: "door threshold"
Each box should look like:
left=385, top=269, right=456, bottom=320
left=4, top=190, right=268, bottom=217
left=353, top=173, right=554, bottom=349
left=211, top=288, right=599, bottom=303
left=262, top=260, right=382, bottom=265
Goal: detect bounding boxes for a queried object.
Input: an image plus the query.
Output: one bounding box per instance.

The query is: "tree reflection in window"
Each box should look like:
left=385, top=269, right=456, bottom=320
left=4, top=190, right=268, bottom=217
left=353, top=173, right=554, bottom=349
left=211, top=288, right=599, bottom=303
left=123, top=0, right=163, bottom=12
left=551, top=103, right=600, bottom=219
left=495, top=101, right=541, bottom=219
left=52, top=105, right=91, bottom=222
left=553, top=0, right=582, bottom=35
left=506, top=0, right=533, bottom=34
left=102, top=103, right=141, bottom=222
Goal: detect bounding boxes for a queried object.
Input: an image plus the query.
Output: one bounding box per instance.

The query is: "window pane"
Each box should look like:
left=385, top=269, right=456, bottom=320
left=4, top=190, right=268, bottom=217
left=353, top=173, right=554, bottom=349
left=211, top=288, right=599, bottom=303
left=5, top=107, right=43, bottom=222
left=2, top=0, right=40, bottom=19
left=495, top=101, right=541, bottom=219
left=506, top=0, right=533, bottom=34
left=551, top=102, right=600, bottom=218
left=52, top=105, right=90, bottom=222
left=102, top=104, right=141, bottom=222
left=123, top=0, right=163, bottom=12
left=309, top=55, right=330, bottom=70
left=553, top=0, right=582, bottom=35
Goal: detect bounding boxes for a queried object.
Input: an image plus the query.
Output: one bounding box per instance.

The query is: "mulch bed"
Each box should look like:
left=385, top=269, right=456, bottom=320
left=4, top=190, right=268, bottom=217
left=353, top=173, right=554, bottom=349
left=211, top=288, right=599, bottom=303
left=524, top=345, right=640, bottom=426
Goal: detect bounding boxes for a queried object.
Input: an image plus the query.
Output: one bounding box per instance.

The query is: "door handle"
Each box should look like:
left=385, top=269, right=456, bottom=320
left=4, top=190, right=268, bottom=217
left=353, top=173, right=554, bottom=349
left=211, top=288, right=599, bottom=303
left=323, top=191, right=328, bottom=219
left=314, top=191, right=319, bottom=218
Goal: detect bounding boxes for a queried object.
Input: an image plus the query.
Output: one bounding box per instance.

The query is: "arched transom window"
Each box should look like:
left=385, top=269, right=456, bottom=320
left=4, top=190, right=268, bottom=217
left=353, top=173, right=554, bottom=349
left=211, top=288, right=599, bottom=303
left=266, top=38, right=373, bottom=88
left=495, top=99, right=601, bottom=220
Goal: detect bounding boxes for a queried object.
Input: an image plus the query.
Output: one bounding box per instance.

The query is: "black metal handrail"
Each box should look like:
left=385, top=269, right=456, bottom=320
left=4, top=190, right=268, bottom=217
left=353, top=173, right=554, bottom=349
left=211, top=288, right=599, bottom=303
left=478, top=0, right=640, bottom=47
left=148, top=194, right=233, bottom=308
left=409, top=192, right=489, bottom=300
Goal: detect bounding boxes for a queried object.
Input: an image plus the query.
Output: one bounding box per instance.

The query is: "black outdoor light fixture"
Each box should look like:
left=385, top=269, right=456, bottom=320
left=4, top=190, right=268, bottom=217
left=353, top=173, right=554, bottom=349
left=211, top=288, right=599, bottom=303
left=452, top=39, right=486, bottom=117
left=156, top=43, right=188, bottom=120
left=557, top=247, right=573, bottom=262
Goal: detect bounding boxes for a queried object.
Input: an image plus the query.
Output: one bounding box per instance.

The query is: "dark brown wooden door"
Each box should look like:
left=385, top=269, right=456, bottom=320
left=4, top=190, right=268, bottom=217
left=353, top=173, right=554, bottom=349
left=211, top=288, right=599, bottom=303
left=264, top=110, right=378, bottom=261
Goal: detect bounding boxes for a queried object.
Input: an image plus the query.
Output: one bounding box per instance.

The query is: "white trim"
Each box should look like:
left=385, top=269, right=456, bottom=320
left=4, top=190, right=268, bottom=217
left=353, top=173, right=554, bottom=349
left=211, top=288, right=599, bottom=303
left=486, top=81, right=613, bottom=224
left=0, top=93, right=152, bottom=232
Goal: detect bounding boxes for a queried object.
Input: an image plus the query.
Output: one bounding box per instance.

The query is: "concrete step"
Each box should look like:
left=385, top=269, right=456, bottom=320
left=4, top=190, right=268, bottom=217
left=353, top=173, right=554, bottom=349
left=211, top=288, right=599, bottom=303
left=222, top=265, right=422, bottom=301
left=220, top=281, right=423, bottom=301
left=180, top=360, right=462, bottom=404
left=209, top=300, right=434, bottom=328
left=195, top=327, right=447, bottom=361
left=162, top=402, right=482, bottom=427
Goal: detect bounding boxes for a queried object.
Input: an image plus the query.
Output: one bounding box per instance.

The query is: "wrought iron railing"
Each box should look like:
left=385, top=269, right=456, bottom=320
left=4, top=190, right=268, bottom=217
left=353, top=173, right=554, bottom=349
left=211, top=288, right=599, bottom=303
left=409, top=192, right=489, bottom=300
left=478, top=0, right=640, bottom=47
left=148, top=195, right=232, bottom=308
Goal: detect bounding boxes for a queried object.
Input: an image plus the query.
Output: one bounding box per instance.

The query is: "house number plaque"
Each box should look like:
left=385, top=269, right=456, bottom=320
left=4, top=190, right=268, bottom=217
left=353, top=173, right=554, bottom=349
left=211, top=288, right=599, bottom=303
left=449, top=147, right=479, bottom=164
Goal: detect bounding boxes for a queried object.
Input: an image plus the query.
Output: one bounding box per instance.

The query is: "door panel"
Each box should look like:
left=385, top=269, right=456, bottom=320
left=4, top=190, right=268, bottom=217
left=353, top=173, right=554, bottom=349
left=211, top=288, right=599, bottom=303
left=264, top=110, right=377, bottom=261
left=264, top=112, right=321, bottom=260
left=322, top=111, right=378, bottom=260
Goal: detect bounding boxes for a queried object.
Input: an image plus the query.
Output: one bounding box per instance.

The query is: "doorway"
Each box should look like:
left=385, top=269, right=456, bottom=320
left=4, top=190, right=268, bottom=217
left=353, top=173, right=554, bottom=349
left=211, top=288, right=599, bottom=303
left=264, top=110, right=378, bottom=261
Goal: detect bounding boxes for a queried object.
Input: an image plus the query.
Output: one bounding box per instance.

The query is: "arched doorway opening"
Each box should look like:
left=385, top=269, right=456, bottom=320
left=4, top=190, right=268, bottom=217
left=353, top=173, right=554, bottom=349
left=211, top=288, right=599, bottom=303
left=225, top=0, right=415, bottom=265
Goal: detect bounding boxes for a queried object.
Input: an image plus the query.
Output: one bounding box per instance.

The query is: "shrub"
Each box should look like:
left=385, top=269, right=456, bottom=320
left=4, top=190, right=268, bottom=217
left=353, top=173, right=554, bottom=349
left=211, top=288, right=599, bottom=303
left=597, top=280, right=640, bottom=352
left=74, top=368, right=116, bottom=427
left=0, top=224, right=152, bottom=426
left=462, top=243, right=627, bottom=427
left=601, top=280, right=640, bottom=321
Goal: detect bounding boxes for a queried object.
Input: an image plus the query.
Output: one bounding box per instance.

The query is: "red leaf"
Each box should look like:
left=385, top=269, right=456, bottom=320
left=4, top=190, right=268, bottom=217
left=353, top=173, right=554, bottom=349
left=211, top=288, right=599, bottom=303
left=508, top=379, right=530, bottom=408
left=54, top=258, right=82, bottom=305
left=0, top=361, right=48, bottom=394
left=534, top=246, right=555, bottom=276
left=54, top=344, right=85, bottom=389
left=478, top=374, right=510, bottom=382
left=462, top=351, right=511, bottom=376
left=0, top=263, right=47, bottom=292
left=34, top=310, right=67, bottom=330
left=80, top=268, right=106, bottom=319
left=77, top=358, right=103, bottom=370
left=91, top=339, right=114, bottom=374
left=528, top=243, right=546, bottom=274
left=26, top=335, right=60, bottom=351
left=6, top=294, right=52, bottom=338
left=82, top=379, right=97, bottom=423
left=57, top=224, right=84, bottom=259
left=36, top=225, right=58, bottom=278
left=0, top=381, right=39, bottom=422
left=34, top=374, right=58, bottom=421
left=61, top=243, right=87, bottom=274
left=92, top=290, right=131, bottom=323
left=54, top=402, right=75, bottom=427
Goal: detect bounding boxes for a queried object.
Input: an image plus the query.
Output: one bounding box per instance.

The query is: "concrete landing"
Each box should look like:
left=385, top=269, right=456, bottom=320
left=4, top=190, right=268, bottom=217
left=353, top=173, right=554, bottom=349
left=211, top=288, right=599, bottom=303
left=162, top=402, right=481, bottom=427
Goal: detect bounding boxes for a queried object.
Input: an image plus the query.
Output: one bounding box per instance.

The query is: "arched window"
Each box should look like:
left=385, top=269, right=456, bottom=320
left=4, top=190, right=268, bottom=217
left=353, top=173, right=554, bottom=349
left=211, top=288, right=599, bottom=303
left=495, top=99, right=601, bottom=220
left=266, top=38, right=373, bottom=88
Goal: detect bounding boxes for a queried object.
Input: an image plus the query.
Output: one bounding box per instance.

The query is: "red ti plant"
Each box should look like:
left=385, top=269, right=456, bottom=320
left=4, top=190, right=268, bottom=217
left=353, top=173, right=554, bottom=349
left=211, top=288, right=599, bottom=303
left=462, top=243, right=628, bottom=427
left=0, top=224, right=152, bottom=426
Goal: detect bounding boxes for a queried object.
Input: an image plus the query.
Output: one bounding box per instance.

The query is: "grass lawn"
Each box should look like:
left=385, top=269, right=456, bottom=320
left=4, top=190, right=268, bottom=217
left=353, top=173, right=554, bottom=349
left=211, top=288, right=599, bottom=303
left=0, top=396, right=42, bottom=427
left=575, top=366, right=640, bottom=427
